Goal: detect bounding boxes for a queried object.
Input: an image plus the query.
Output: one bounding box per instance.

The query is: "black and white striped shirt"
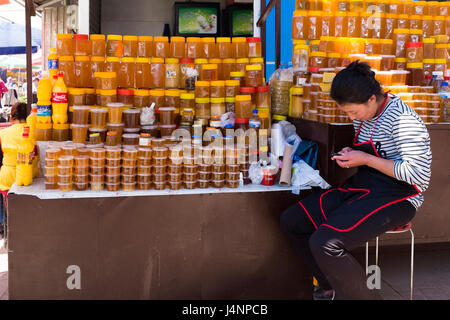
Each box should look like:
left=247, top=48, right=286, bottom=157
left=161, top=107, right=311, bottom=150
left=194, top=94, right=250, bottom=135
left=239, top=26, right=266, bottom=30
left=353, top=96, right=432, bottom=209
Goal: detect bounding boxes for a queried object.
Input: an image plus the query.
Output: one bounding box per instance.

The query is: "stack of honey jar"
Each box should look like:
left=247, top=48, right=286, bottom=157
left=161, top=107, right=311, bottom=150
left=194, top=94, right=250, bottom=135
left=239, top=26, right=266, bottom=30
left=290, top=0, right=449, bottom=124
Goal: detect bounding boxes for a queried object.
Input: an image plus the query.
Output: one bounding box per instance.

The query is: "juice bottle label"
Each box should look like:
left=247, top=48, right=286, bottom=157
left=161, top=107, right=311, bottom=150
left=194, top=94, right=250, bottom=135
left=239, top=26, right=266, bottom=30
left=37, top=104, right=52, bottom=117
left=48, top=59, right=59, bottom=70
left=52, top=92, right=68, bottom=103
left=249, top=120, right=261, bottom=128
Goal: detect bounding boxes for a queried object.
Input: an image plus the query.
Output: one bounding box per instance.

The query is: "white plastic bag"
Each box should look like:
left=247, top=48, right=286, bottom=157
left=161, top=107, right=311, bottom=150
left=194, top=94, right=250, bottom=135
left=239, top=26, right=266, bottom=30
left=140, top=103, right=156, bottom=126
left=291, top=159, right=331, bottom=195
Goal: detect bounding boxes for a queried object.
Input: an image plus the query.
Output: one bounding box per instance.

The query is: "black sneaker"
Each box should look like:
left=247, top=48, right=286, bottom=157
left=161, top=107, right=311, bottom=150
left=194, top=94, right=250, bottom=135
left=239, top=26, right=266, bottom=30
left=313, top=287, right=335, bottom=300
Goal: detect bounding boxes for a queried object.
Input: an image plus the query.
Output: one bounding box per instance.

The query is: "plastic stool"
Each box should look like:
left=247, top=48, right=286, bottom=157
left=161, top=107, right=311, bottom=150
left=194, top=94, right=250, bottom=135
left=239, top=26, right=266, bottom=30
left=365, top=222, right=414, bottom=300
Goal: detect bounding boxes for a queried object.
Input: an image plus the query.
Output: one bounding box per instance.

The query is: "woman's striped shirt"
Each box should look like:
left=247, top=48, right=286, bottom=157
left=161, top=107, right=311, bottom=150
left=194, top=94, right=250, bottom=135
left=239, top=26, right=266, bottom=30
left=353, top=96, right=432, bottom=209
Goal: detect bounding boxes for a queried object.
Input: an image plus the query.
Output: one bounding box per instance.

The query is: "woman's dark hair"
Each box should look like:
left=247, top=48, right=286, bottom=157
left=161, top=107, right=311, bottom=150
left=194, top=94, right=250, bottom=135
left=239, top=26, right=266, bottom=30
left=330, top=61, right=383, bottom=105
left=10, top=102, right=28, bottom=121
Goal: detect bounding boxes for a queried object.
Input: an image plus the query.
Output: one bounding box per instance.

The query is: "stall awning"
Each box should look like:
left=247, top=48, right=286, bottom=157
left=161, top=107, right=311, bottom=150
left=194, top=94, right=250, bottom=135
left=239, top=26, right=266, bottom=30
left=0, top=20, right=41, bottom=55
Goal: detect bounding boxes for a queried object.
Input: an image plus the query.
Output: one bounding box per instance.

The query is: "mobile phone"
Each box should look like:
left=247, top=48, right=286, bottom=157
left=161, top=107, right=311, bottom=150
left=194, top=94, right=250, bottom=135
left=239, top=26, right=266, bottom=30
left=330, top=152, right=343, bottom=158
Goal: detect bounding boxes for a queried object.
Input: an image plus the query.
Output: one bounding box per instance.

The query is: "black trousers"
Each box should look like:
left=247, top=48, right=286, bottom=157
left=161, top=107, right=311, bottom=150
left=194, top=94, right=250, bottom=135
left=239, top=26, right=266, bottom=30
left=280, top=198, right=416, bottom=300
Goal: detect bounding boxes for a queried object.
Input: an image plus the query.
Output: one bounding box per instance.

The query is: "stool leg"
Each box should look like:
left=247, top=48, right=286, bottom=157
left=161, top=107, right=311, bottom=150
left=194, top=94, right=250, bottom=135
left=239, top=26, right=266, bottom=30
left=375, top=237, right=379, bottom=267
left=410, top=229, right=415, bottom=300
left=366, top=242, right=369, bottom=275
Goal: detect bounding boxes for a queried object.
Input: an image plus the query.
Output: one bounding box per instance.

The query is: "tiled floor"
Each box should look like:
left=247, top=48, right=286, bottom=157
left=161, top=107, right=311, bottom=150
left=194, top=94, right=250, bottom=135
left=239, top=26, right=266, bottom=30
left=1, top=244, right=449, bottom=300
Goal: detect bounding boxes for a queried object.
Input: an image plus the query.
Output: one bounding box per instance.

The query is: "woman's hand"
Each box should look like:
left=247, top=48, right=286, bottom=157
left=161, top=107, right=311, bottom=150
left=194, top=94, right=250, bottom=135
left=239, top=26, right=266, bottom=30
left=332, top=150, right=371, bottom=169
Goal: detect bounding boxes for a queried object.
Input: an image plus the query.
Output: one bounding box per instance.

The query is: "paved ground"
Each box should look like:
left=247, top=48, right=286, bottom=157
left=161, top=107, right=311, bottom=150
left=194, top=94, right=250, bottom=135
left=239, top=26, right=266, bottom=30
left=1, top=241, right=449, bottom=300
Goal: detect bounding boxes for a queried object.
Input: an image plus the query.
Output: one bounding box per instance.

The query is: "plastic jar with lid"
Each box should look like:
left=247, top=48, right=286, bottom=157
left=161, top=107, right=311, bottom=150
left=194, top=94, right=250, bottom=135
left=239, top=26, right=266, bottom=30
left=326, top=53, right=341, bottom=68
left=293, top=45, right=309, bottom=72
left=434, top=59, right=447, bottom=73
left=85, top=88, right=96, bottom=106
left=202, top=37, right=217, bottom=59
left=122, top=35, right=138, bottom=57
left=423, top=59, right=435, bottom=80
left=435, top=44, right=448, bottom=60
left=150, top=58, right=165, bottom=89
left=380, top=55, right=395, bottom=71
left=181, top=108, right=195, bottom=124
left=383, top=13, right=397, bottom=39
left=420, top=16, right=434, bottom=38
left=247, top=37, right=261, bottom=58
left=106, top=35, right=123, bottom=57
left=406, top=63, right=424, bottom=86
left=74, top=56, right=91, bottom=88
left=379, top=39, right=394, bottom=55
left=68, top=88, right=85, bottom=106
left=186, top=37, right=203, bottom=59
left=154, top=37, right=169, bottom=58
left=225, top=80, right=240, bottom=97
left=255, top=86, right=270, bottom=110
left=99, top=89, right=117, bottom=106
left=222, top=59, right=236, bottom=80
left=165, top=89, right=181, bottom=109
left=195, top=81, right=210, bottom=98
left=105, top=56, right=120, bottom=79
left=118, top=57, right=135, bottom=88
left=90, top=34, right=105, bottom=56
left=423, top=38, right=435, bottom=59
left=179, top=58, right=195, bottom=89
left=195, top=98, right=210, bottom=119
left=52, top=123, right=69, bottom=141
left=90, top=56, right=105, bottom=87
left=137, top=36, right=153, bottom=58
left=310, top=52, right=327, bottom=69
left=56, top=34, right=73, bottom=56
left=235, top=95, right=253, bottom=119
left=307, top=11, right=323, bottom=40
left=433, top=16, right=445, bottom=36
left=393, top=29, right=410, bottom=58
left=320, top=12, right=333, bottom=38
left=133, top=89, right=149, bottom=108
left=194, top=58, right=208, bottom=79
left=409, top=15, right=422, bottom=30
left=240, top=87, right=256, bottom=105
left=209, top=59, right=223, bottom=80
left=245, top=65, right=263, bottom=87
left=347, top=12, right=361, bottom=38
left=135, top=58, right=150, bottom=88
left=210, top=98, right=226, bottom=117
left=235, top=58, right=249, bottom=73
left=58, top=56, right=75, bottom=88
left=225, top=97, right=236, bottom=113
left=408, top=29, right=423, bottom=43
left=293, top=10, right=307, bottom=40
left=230, top=72, right=246, bottom=88
left=164, top=58, right=180, bottom=89
left=290, top=87, right=304, bottom=118
left=232, top=37, right=248, bottom=59
left=201, top=64, right=218, bottom=81
left=169, top=36, right=185, bottom=59
left=210, top=81, right=225, bottom=98
left=332, top=12, right=347, bottom=37
left=180, top=93, right=195, bottom=112
left=73, top=34, right=90, bottom=56
left=149, top=89, right=165, bottom=112
left=394, top=57, right=407, bottom=70
left=123, top=108, right=141, bottom=129
left=359, top=12, right=371, bottom=38
left=97, top=72, right=117, bottom=91
left=217, top=37, right=231, bottom=59
left=395, top=14, right=409, bottom=29
left=406, top=42, right=424, bottom=64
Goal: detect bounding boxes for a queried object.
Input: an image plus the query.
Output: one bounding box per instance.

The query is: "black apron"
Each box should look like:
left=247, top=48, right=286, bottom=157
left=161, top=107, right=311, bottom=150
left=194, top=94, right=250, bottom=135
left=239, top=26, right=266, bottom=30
left=298, top=94, right=421, bottom=232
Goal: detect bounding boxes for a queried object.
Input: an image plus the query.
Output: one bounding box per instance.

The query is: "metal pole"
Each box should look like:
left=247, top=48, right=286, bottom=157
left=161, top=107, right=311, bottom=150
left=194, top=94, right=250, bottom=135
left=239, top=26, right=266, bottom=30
left=275, top=0, right=280, bottom=70
left=25, top=0, right=35, bottom=114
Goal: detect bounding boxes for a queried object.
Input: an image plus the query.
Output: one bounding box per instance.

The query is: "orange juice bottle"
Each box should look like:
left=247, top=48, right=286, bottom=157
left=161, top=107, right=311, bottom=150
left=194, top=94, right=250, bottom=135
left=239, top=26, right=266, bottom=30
left=52, top=72, right=68, bottom=124
left=16, top=126, right=35, bottom=187
left=48, top=47, right=59, bottom=79
left=36, top=73, right=52, bottom=124
left=26, top=107, right=39, bottom=178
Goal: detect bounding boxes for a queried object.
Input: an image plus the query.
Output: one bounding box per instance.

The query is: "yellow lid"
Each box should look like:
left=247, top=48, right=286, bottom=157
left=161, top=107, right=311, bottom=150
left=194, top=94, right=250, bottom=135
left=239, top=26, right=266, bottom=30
left=151, top=57, right=165, bottom=64
left=225, top=97, right=236, bottom=103
left=250, top=58, right=264, bottom=63
left=292, top=87, right=304, bottom=94
left=309, top=40, right=320, bottom=46
left=195, top=81, right=210, bottom=87
left=91, top=56, right=105, bottom=62
left=59, top=56, right=74, bottom=62
left=434, top=16, right=445, bottom=21
left=293, top=39, right=307, bottom=45
left=136, top=57, right=150, bottom=63
left=422, top=59, right=435, bottom=64
left=57, top=34, right=72, bottom=40
left=397, top=14, right=409, bottom=19
left=237, top=58, right=250, bottom=63
left=180, top=93, right=195, bottom=100
left=410, top=15, right=421, bottom=20
left=422, top=15, right=433, bottom=20
left=409, top=29, right=423, bottom=35
left=334, top=11, right=347, bottom=17
left=310, top=51, right=326, bottom=57
left=394, top=58, right=407, bottom=62
left=232, top=37, right=246, bottom=43
left=53, top=123, right=69, bottom=130
left=106, top=56, right=120, bottom=62
left=195, top=58, right=208, bottom=64
left=235, top=95, right=251, bottom=102
left=327, top=52, right=341, bottom=58
left=138, top=36, right=153, bottom=41
left=223, top=58, right=237, bottom=63
left=170, top=36, right=185, bottom=42
left=68, top=88, right=85, bottom=95
left=187, top=37, right=201, bottom=43
left=36, top=123, right=52, bottom=130
left=321, top=11, right=333, bottom=17
left=134, top=89, right=149, bottom=96
left=293, top=10, right=307, bottom=16
left=85, top=88, right=95, bottom=94
left=121, top=57, right=135, bottom=63
left=202, top=64, right=218, bottom=70
left=295, top=44, right=310, bottom=51
left=107, top=35, right=122, bottom=41
left=210, top=81, right=225, bottom=86
left=202, top=37, right=215, bottom=43
left=246, top=64, right=262, bottom=71
left=435, top=44, right=447, bottom=49
left=75, top=56, right=90, bottom=61
left=308, top=10, right=323, bottom=16
left=347, top=12, right=360, bottom=17
left=209, top=59, right=222, bottom=64
left=393, top=28, right=410, bottom=34
left=230, top=71, right=245, bottom=77
left=379, top=39, right=394, bottom=44
left=210, top=97, right=225, bottom=104
left=99, top=72, right=116, bottom=78
left=385, top=13, right=397, bottom=19
left=150, top=89, right=165, bottom=97
left=273, top=114, right=287, bottom=121
left=165, top=58, right=179, bottom=64
left=196, top=98, right=210, bottom=103
left=259, top=112, right=269, bottom=118
left=406, top=63, right=423, bottom=68
left=90, top=34, right=105, bottom=40
left=434, top=59, right=447, bottom=64
left=154, top=36, right=169, bottom=42
left=225, top=80, right=240, bottom=86
left=423, top=38, right=436, bottom=44
left=165, top=89, right=180, bottom=97
left=100, top=89, right=117, bottom=96
left=123, top=35, right=138, bottom=41
left=216, top=37, right=231, bottom=43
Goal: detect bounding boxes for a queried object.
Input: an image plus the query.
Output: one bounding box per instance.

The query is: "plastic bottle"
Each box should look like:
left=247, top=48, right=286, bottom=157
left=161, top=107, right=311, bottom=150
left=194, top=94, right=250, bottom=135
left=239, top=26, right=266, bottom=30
left=26, top=105, right=37, bottom=142
left=36, top=73, right=52, bottom=124
left=439, top=80, right=449, bottom=122
left=16, top=126, right=34, bottom=187
left=249, top=109, right=261, bottom=129
left=48, top=47, right=59, bottom=79
left=51, top=75, right=58, bottom=88
left=52, top=72, right=68, bottom=124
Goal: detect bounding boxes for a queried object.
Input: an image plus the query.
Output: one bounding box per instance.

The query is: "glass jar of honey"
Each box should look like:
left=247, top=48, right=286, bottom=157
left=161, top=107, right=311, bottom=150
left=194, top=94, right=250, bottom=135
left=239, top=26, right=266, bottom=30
left=56, top=34, right=74, bottom=56
left=217, top=37, right=231, bottom=59
left=118, top=57, right=136, bottom=88
left=187, top=37, right=204, bottom=59
left=150, top=57, right=165, bottom=88
left=154, top=36, right=169, bottom=58
left=90, top=34, right=105, bottom=56
left=201, top=64, right=218, bottom=81
left=105, top=56, right=121, bottom=77
left=59, top=56, right=76, bottom=88
left=170, top=36, right=186, bottom=59
left=245, top=65, right=263, bottom=87
left=203, top=37, right=217, bottom=59
left=137, top=36, right=153, bottom=57
left=135, top=58, right=151, bottom=88
left=134, top=89, right=150, bottom=108
left=74, top=56, right=91, bottom=88
left=106, top=35, right=123, bottom=57
left=232, top=37, right=248, bottom=59
left=123, top=35, right=138, bottom=57
left=165, top=58, right=180, bottom=89
left=74, top=34, right=90, bottom=56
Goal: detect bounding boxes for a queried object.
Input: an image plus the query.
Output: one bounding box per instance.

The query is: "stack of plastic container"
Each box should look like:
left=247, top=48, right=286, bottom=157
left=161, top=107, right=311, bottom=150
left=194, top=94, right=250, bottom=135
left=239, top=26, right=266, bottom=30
left=74, top=154, right=89, bottom=190
left=152, top=146, right=168, bottom=190
left=137, top=147, right=152, bottom=190
left=89, top=148, right=105, bottom=191
left=105, top=147, right=122, bottom=191
left=168, top=145, right=183, bottom=190
left=122, top=147, right=138, bottom=191
left=44, top=148, right=60, bottom=190
left=58, top=155, right=74, bottom=192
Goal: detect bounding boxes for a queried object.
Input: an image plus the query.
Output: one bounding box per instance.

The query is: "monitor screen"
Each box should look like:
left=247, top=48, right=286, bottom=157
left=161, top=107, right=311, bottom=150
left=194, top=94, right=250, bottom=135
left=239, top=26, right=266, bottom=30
left=232, top=8, right=253, bottom=36
left=174, top=2, right=220, bottom=36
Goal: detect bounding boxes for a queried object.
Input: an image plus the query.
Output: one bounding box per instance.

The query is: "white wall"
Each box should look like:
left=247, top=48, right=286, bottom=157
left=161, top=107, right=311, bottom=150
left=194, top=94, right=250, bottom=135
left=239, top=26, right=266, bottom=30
left=101, top=0, right=227, bottom=36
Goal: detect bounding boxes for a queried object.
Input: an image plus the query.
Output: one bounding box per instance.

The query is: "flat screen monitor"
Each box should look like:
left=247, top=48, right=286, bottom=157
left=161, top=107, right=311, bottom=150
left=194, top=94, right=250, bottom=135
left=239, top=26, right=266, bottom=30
left=173, top=2, right=221, bottom=37
left=231, top=6, right=253, bottom=37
